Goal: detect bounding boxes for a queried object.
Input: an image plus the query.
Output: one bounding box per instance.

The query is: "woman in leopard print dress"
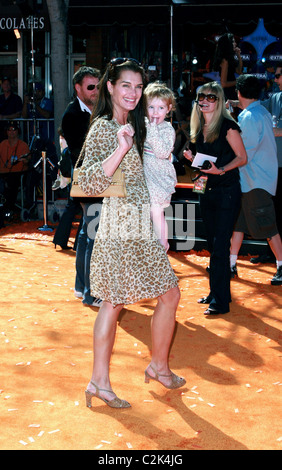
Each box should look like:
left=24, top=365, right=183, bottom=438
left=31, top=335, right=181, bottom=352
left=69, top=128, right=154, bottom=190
left=79, top=59, right=185, bottom=409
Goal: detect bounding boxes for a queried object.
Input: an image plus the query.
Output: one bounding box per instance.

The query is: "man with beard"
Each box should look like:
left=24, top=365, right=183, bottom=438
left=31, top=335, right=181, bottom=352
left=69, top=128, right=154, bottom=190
left=52, top=66, right=102, bottom=307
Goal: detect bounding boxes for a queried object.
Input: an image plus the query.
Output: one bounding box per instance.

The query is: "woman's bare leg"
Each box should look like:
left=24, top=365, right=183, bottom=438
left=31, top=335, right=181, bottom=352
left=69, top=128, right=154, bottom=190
left=87, top=301, right=124, bottom=401
left=147, top=286, right=182, bottom=387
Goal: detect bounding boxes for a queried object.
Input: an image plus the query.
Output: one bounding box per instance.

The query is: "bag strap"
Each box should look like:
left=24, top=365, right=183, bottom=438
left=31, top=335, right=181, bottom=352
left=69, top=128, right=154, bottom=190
left=74, top=139, right=87, bottom=170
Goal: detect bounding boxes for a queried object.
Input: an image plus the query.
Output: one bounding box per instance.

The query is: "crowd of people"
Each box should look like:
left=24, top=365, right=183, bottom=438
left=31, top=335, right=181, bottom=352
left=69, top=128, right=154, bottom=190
left=1, top=32, right=282, bottom=407
left=56, top=57, right=281, bottom=408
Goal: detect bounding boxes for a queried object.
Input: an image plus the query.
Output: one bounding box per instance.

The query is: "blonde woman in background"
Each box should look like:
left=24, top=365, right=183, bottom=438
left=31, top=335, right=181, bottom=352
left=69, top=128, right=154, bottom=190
left=184, top=82, right=247, bottom=315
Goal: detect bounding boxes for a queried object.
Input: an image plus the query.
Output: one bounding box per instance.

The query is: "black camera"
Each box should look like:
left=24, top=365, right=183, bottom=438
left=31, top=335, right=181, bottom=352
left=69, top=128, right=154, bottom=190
left=10, top=155, right=18, bottom=165
left=199, top=160, right=212, bottom=170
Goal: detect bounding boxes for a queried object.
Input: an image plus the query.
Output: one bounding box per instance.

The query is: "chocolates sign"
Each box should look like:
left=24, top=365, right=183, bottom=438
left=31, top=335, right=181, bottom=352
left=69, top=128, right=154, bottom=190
left=0, top=16, right=46, bottom=31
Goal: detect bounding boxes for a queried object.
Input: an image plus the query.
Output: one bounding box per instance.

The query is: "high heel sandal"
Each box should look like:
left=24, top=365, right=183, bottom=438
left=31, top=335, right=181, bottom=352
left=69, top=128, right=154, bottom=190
left=144, top=364, right=186, bottom=390
left=85, top=381, right=131, bottom=409
left=197, top=293, right=212, bottom=304
left=54, top=244, right=72, bottom=250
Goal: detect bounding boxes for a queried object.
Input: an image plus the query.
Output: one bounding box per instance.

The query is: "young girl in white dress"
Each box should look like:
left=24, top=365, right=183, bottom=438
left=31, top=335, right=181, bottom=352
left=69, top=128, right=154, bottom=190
left=143, top=82, right=177, bottom=251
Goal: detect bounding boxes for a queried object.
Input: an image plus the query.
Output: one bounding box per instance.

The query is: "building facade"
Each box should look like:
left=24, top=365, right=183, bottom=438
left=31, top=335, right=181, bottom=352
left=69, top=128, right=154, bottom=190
left=1, top=1, right=282, bottom=111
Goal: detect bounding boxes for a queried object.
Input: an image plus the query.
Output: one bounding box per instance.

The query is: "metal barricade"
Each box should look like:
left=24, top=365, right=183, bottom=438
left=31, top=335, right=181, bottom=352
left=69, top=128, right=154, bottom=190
left=0, top=118, right=61, bottom=224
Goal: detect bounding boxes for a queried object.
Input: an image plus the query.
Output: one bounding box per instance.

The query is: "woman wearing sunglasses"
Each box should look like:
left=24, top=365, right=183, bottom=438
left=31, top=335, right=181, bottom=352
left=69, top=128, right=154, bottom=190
left=184, top=82, right=247, bottom=315
left=78, top=58, right=185, bottom=409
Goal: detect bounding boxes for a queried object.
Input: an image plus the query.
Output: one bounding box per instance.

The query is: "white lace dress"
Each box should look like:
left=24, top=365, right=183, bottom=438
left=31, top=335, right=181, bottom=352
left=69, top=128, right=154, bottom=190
left=143, top=119, right=177, bottom=208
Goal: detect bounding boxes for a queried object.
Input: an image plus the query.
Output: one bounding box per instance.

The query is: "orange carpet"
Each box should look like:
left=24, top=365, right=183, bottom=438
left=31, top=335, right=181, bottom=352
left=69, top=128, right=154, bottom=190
left=0, top=220, right=281, bottom=451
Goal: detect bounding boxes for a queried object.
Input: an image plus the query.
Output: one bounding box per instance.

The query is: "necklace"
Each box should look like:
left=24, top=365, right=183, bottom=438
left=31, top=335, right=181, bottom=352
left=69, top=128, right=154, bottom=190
left=112, top=117, right=123, bottom=126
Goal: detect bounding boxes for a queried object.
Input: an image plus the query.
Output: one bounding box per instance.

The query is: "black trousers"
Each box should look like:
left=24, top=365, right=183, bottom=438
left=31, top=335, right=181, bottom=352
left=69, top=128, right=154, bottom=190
left=200, top=183, right=241, bottom=313
left=52, top=196, right=82, bottom=248
left=0, top=172, right=22, bottom=209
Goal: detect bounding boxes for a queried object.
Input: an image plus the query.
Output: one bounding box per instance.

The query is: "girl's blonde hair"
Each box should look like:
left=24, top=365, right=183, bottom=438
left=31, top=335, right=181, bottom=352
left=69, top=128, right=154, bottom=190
left=144, top=81, right=176, bottom=114
left=190, top=81, right=235, bottom=144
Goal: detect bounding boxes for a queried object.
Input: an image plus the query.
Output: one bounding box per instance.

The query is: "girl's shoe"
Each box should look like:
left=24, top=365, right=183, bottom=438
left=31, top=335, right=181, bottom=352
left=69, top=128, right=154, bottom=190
left=85, top=381, right=131, bottom=409
left=52, top=178, right=61, bottom=190
left=144, top=364, right=186, bottom=389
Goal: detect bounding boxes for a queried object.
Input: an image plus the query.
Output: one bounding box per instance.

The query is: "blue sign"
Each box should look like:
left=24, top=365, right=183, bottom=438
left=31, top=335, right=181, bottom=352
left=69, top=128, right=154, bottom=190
left=243, top=18, right=278, bottom=61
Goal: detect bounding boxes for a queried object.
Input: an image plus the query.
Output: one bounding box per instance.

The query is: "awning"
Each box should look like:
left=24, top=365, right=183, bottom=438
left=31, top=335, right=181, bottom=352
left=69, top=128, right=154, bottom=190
left=68, top=1, right=282, bottom=31
left=68, top=1, right=172, bottom=27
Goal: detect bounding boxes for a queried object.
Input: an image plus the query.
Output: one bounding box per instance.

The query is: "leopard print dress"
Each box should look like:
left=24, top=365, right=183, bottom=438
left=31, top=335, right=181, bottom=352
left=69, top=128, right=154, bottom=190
left=78, top=117, right=178, bottom=306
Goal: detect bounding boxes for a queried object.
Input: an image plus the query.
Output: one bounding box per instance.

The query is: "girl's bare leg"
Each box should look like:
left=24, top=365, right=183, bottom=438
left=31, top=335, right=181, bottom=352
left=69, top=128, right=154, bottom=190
left=151, top=205, right=169, bottom=251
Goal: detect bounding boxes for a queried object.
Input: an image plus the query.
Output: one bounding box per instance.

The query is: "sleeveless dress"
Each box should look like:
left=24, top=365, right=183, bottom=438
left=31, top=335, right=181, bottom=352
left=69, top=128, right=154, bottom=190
left=78, top=117, right=178, bottom=306
left=143, top=119, right=177, bottom=208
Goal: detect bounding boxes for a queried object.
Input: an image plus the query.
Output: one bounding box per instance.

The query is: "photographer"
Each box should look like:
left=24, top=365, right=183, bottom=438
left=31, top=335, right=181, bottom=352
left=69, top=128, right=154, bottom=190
left=0, top=77, right=23, bottom=142
left=0, top=121, right=30, bottom=215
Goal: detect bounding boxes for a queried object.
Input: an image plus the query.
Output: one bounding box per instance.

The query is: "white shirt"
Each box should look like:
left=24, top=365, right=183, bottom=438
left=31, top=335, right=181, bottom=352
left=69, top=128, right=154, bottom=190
left=77, top=97, right=91, bottom=114
left=238, top=101, right=278, bottom=195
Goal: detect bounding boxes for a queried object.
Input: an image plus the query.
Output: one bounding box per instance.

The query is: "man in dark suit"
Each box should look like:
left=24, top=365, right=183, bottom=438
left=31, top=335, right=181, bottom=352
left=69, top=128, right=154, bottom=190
left=61, top=72, right=99, bottom=168
left=52, top=66, right=102, bottom=306
left=53, top=66, right=100, bottom=248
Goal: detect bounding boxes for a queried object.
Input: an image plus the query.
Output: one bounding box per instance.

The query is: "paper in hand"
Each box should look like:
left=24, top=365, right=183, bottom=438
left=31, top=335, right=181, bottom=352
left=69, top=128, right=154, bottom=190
left=192, top=152, right=217, bottom=168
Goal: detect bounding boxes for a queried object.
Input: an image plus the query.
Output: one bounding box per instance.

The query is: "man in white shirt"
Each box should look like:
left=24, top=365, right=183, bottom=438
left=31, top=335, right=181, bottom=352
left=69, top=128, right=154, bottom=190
left=249, top=64, right=282, bottom=264
left=230, top=74, right=282, bottom=286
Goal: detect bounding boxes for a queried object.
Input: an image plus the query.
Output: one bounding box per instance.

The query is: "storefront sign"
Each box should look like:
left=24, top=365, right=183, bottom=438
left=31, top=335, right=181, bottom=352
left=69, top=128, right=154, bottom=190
left=243, top=18, right=278, bottom=62
left=269, top=55, right=282, bottom=61
left=0, top=15, right=46, bottom=31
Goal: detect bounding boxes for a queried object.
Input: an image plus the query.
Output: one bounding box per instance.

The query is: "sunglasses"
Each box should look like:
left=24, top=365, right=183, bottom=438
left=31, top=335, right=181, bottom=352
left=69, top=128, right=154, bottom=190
left=274, top=73, right=281, bottom=79
left=110, top=57, right=141, bottom=66
left=197, top=93, right=218, bottom=103
left=87, top=84, right=97, bottom=91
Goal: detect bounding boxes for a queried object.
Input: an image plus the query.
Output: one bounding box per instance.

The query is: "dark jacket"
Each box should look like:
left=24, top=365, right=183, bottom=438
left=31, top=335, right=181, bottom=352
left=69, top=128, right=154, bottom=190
left=61, top=98, right=91, bottom=167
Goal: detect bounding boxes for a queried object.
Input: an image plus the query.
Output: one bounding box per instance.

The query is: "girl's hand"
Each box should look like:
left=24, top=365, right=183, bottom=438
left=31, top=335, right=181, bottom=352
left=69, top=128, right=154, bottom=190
left=183, top=149, right=194, bottom=162
left=117, top=123, right=135, bottom=153
left=149, top=117, right=158, bottom=125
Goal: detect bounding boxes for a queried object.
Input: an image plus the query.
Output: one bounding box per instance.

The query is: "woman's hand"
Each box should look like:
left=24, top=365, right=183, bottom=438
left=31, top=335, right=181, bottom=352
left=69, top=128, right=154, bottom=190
left=183, top=149, right=194, bottom=162
left=200, top=161, right=222, bottom=175
left=103, top=123, right=135, bottom=177
left=227, top=99, right=242, bottom=109
left=234, top=46, right=241, bottom=58
left=117, top=124, right=135, bottom=154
